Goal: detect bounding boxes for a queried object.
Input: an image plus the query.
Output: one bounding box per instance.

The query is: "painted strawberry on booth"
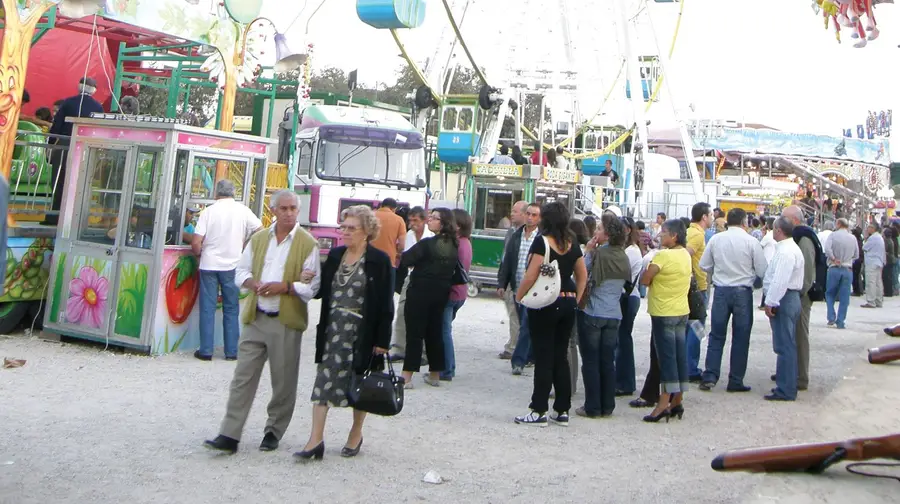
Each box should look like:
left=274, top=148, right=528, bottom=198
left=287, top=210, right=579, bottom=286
left=165, top=255, right=200, bottom=324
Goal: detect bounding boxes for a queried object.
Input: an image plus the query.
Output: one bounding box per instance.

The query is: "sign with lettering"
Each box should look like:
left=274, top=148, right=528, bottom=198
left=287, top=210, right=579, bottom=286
left=472, top=164, right=523, bottom=178
left=543, top=167, right=580, bottom=184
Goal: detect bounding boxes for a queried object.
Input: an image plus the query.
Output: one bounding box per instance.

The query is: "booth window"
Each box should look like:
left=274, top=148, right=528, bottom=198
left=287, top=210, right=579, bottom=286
left=474, top=187, right=522, bottom=230
left=190, top=155, right=248, bottom=202
left=123, top=149, right=163, bottom=250
left=78, top=148, right=128, bottom=245
left=166, top=150, right=190, bottom=245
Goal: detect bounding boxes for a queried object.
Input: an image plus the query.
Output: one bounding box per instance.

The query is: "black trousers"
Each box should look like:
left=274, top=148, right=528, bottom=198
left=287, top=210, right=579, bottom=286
left=403, top=285, right=448, bottom=373
left=527, top=297, right=576, bottom=414
left=852, top=260, right=863, bottom=296
left=639, top=334, right=660, bottom=404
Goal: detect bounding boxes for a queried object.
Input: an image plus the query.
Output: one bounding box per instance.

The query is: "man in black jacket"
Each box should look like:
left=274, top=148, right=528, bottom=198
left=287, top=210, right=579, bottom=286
left=45, top=77, right=105, bottom=224
left=497, top=203, right=541, bottom=374
left=497, top=201, right=527, bottom=359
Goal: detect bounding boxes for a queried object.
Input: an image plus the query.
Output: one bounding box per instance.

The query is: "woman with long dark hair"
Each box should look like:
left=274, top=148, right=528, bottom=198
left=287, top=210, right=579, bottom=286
left=615, top=216, right=643, bottom=396
left=440, top=209, right=473, bottom=381
left=514, top=202, right=587, bottom=426
left=400, top=208, right=459, bottom=387
left=639, top=219, right=691, bottom=423
left=577, top=214, right=631, bottom=417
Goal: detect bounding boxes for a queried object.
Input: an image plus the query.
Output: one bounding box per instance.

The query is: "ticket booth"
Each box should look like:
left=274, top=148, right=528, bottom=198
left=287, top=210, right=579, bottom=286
left=43, top=116, right=273, bottom=354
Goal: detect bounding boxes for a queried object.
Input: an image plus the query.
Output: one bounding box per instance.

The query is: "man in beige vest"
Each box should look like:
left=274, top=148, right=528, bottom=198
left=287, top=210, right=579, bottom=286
left=203, top=190, right=320, bottom=454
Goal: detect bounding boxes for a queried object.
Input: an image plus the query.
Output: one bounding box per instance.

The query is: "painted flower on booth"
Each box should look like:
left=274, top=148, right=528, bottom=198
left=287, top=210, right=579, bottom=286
left=67, top=266, right=109, bottom=328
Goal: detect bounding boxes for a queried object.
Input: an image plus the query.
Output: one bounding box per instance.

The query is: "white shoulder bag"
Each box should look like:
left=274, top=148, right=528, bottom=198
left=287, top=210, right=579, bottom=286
left=520, top=236, right=561, bottom=309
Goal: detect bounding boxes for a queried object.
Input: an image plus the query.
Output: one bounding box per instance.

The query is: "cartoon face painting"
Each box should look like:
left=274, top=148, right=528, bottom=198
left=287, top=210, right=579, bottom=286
left=0, top=64, right=23, bottom=135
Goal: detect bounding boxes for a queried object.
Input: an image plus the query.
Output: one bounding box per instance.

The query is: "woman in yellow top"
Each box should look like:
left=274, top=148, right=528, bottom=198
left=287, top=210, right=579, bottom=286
left=640, top=219, right=692, bottom=423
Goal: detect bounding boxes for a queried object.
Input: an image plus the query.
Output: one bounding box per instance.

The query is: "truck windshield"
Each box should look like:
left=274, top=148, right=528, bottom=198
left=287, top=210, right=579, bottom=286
left=316, top=140, right=426, bottom=187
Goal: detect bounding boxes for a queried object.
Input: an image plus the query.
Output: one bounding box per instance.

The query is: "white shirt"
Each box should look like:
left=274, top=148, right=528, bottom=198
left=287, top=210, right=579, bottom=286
left=760, top=230, right=777, bottom=264
left=699, top=227, right=768, bottom=287
left=817, top=230, right=833, bottom=247
left=763, top=238, right=805, bottom=307
left=555, top=157, right=569, bottom=170
left=234, top=224, right=321, bottom=312
left=404, top=227, right=434, bottom=252
left=194, top=198, right=263, bottom=271
left=624, top=244, right=643, bottom=297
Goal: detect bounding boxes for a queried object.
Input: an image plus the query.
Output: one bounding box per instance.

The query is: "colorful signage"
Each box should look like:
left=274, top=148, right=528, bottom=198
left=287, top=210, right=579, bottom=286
left=543, top=167, right=580, bottom=184
left=472, top=164, right=523, bottom=178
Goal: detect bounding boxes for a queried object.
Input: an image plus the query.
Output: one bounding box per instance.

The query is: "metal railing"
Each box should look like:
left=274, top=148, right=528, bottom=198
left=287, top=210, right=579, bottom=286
left=573, top=184, right=702, bottom=222
left=10, top=130, right=70, bottom=220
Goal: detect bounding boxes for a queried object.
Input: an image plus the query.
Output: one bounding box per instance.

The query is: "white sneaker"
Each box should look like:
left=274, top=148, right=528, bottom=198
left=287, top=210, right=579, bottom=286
left=514, top=411, right=548, bottom=427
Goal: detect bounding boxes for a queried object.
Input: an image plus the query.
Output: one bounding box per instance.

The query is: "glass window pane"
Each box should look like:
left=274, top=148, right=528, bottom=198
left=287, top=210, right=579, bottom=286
left=190, top=156, right=216, bottom=199
left=442, top=108, right=458, bottom=132
left=166, top=150, right=190, bottom=245
left=218, top=159, right=247, bottom=201
left=79, top=148, right=127, bottom=244
left=458, top=108, right=473, bottom=131
left=124, top=150, right=163, bottom=250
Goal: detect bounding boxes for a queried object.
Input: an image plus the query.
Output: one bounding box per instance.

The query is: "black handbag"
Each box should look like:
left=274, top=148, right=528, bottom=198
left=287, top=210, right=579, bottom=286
left=451, top=260, right=470, bottom=285
left=347, top=353, right=405, bottom=416
left=688, top=275, right=706, bottom=321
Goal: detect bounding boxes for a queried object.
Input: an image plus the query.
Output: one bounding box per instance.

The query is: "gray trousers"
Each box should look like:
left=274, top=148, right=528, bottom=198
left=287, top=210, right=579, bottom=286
left=865, top=265, right=884, bottom=307
left=795, top=294, right=811, bottom=389
left=391, top=276, right=410, bottom=353
left=219, top=315, right=302, bottom=441
left=503, top=288, right=520, bottom=354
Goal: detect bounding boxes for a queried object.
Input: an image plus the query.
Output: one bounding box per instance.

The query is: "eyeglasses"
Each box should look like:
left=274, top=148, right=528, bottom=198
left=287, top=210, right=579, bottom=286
left=339, top=224, right=361, bottom=231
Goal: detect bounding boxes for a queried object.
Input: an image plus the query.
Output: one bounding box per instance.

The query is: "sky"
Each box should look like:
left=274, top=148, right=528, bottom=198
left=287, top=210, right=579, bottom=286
left=264, top=0, right=899, bottom=137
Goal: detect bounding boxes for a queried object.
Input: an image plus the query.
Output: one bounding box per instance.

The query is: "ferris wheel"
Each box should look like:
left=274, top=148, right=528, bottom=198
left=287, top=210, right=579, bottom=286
left=356, top=0, right=705, bottom=207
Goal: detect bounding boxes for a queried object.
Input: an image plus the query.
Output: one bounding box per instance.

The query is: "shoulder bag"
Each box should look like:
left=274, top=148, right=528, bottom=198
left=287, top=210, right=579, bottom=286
left=688, top=275, right=706, bottom=321
left=520, top=236, right=562, bottom=309
left=347, top=353, right=405, bottom=416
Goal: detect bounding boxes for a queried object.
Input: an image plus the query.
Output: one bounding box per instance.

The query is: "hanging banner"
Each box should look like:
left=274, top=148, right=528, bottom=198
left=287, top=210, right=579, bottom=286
left=691, top=128, right=891, bottom=166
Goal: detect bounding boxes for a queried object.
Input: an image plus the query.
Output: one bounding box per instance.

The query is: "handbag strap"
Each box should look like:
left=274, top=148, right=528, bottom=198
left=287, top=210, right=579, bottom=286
left=373, top=352, right=400, bottom=381
left=541, top=236, right=551, bottom=265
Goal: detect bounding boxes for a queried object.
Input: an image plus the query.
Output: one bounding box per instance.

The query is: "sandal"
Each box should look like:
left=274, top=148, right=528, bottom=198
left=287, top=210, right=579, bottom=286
left=423, top=375, right=441, bottom=387
left=403, top=381, right=414, bottom=390
left=628, top=398, right=655, bottom=408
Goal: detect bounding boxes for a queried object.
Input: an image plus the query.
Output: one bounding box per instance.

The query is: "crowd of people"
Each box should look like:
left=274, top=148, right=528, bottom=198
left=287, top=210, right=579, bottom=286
left=195, top=187, right=891, bottom=461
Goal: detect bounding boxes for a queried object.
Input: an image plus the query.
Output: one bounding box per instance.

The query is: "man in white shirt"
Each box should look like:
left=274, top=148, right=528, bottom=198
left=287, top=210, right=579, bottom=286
left=191, top=180, right=263, bottom=361
left=555, top=146, right=569, bottom=170
left=390, top=206, right=434, bottom=360
left=763, top=216, right=805, bottom=402
left=203, top=190, right=320, bottom=454
left=698, top=208, right=767, bottom=392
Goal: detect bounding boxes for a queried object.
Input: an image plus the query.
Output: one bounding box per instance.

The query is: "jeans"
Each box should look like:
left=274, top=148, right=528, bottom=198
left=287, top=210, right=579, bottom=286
left=770, top=290, right=801, bottom=400
left=579, top=315, right=620, bottom=416
left=686, top=290, right=707, bottom=378
left=528, top=297, right=577, bottom=414
left=440, top=299, right=466, bottom=379
left=511, top=304, right=533, bottom=368
left=702, top=286, right=754, bottom=388
left=615, top=295, right=640, bottom=393
left=651, top=315, right=689, bottom=394
left=199, top=269, right=240, bottom=359
left=825, top=267, right=852, bottom=328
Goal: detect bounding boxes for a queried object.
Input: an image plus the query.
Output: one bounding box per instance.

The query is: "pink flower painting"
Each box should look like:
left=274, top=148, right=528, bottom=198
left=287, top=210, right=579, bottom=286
left=67, top=266, right=109, bottom=328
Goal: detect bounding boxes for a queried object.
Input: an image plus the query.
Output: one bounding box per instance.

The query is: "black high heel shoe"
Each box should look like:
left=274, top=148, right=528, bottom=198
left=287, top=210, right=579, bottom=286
left=642, top=408, right=671, bottom=423
left=293, top=441, right=325, bottom=461
left=341, top=437, right=363, bottom=458
left=669, top=404, right=684, bottom=420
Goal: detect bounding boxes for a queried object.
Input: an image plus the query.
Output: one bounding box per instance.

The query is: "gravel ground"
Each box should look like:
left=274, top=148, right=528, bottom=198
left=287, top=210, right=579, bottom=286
left=1, top=291, right=899, bottom=504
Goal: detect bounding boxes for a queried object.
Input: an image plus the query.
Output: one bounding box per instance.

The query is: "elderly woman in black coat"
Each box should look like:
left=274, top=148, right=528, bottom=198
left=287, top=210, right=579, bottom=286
left=294, top=205, right=394, bottom=462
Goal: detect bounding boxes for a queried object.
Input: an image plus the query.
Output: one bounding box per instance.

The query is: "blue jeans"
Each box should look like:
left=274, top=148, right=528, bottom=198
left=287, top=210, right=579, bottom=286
left=686, top=290, right=707, bottom=378
left=770, top=290, right=801, bottom=400
left=825, top=267, right=852, bottom=328
left=579, top=315, right=620, bottom=415
left=651, top=315, right=689, bottom=394
left=511, top=304, right=533, bottom=368
left=199, top=269, right=240, bottom=358
left=615, top=295, right=640, bottom=393
left=440, top=299, right=465, bottom=379
left=702, top=286, right=753, bottom=388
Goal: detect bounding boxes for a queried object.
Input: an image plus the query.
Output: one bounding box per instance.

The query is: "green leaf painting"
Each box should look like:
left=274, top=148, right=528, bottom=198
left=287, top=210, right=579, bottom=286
left=174, top=255, right=198, bottom=289
left=48, top=251, right=66, bottom=324
left=114, top=263, right=148, bottom=339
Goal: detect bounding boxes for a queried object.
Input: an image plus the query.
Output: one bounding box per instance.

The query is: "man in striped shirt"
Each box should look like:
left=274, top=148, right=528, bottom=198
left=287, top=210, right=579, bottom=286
left=763, top=217, right=805, bottom=401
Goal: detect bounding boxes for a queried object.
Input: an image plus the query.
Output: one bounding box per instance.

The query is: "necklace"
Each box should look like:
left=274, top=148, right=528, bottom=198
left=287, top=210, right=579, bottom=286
left=337, top=250, right=363, bottom=287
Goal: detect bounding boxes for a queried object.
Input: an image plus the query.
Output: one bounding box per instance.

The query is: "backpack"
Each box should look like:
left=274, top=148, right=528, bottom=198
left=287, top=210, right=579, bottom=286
left=792, top=227, right=827, bottom=302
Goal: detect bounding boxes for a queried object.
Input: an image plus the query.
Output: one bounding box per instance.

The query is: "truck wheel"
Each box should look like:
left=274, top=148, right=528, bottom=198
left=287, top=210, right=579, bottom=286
left=467, top=282, right=480, bottom=298
left=0, top=302, right=28, bottom=335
